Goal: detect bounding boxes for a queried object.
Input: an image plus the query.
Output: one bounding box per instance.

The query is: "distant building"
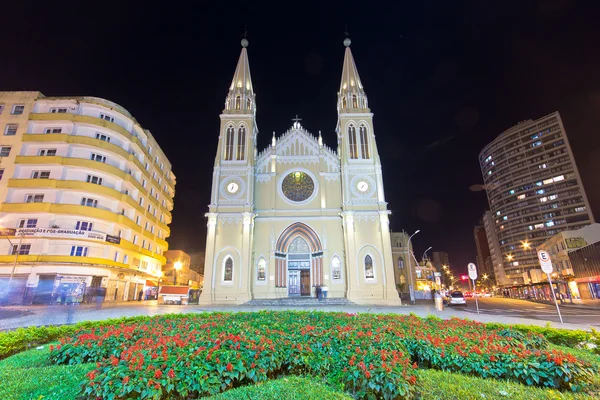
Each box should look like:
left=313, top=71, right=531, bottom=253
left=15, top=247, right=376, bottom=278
left=482, top=211, right=507, bottom=285
left=0, top=91, right=175, bottom=305
left=163, top=250, right=200, bottom=287
left=391, top=232, right=417, bottom=301
left=474, top=221, right=493, bottom=279
left=431, top=251, right=449, bottom=271
left=479, top=111, right=594, bottom=285
left=188, top=251, right=205, bottom=274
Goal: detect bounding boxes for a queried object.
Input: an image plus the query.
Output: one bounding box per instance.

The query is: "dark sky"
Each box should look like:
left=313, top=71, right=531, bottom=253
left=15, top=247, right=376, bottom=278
left=2, top=1, right=600, bottom=276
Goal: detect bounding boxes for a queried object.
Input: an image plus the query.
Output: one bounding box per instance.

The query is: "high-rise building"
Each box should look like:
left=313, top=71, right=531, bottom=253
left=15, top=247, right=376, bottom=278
left=473, top=222, right=492, bottom=278
left=479, top=111, right=593, bottom=285
left=482, top=210, right=507, bottom=285
left=0, top=92, right=175, bottom=304
left=431, top=251, right=449, bottom=271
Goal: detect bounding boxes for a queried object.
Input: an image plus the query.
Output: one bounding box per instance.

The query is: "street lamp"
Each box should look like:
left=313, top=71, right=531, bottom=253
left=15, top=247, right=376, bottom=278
left=422, top=246, right=432, bottom=262
left=406, top=229, right=420, bottom=305
left=174, top=261, right=182, bottom=285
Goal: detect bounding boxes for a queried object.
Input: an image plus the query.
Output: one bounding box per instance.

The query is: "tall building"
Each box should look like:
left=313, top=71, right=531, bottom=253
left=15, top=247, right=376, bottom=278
left=431, top=251, right=449, bottom=270
left=199, top=38, right=400, bottom=305
left=391, top=231, right=417, bottom=300
left=482, top=210, right=507, bottom=285
left=479, top=111, right=593, bottom=285
left=473, top=222, right=492, bottom=278
left=0, top=92, right=175, bottom=304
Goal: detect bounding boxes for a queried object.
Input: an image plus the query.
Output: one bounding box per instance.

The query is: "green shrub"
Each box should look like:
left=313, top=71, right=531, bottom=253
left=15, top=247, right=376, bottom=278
left=486, top=323, right=590, bottom=348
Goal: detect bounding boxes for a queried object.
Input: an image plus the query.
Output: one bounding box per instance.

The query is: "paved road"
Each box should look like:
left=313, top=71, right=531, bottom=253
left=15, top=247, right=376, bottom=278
left=451, top=297, right=600, bottom=327
left=1, top=297, right=599, bottom=331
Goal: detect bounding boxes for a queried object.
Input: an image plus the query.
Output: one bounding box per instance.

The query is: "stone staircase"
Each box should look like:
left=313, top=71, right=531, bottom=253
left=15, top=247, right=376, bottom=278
left=243, top=297, right=354, bottom=307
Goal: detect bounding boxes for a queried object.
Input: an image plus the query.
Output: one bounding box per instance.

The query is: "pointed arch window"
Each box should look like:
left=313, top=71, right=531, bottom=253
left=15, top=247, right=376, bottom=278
left=235, top=96, right=241, bottom=110
left=331, top=256, right=341, bottom=280
left=246, top=98, right=252, bottom=110
left=364, top=255, right=374, bottom=280
left=257, top=258, right=266, bottom=281
left=236, top=126, right=246, bottom=160
left=224, top=126, right=235, bottom=160
left=223, top=256, right=233, bottom=282
left=348, top=125, right=358, bottom=159
left=359, top=125, right=370, bottom=159
left=341, top=97, right=347, bottom=109
left=352, top=94, right=358, bottom=108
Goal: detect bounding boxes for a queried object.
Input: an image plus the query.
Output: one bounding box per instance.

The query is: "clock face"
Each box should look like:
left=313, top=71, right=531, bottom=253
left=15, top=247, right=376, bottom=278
left=227, top=182, right=239, bottom=194
left=357, top=181, right=369, bottom=193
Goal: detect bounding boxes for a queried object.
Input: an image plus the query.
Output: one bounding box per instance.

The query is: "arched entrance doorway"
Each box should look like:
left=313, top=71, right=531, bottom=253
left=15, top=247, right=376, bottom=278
left=275, top=222, right=323, bottom=297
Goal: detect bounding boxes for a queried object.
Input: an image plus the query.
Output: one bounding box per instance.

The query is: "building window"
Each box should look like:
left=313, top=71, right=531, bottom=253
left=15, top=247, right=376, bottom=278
left=90, top=153, right=106, bottom=163
left=235, top=96, right=241, bottom=110
left=352, top=94, right=358, bottom=108
left=86, top=175, right=103, bottom=185
left=348, top=125, right=358, bottom=159
left=257, top=258, right=266, bottom=281
left=139, top=197, right=144, bottom=206
left=25, top=194, right=44, bottom=203
left=133, top=235, right=138, bottom=245
left=114, top=251, right=119, bottom=262
left=359, top=125, right=370, bottom=159
left=0, top=146, right=11, bottom=157
left=133, top=257, right=140, bottom=267
left=123, top=254, right=129, bottom=264
left=95, top=133, right=111, bottom=142
left=70, top=246, right=89, bottom=257
left=81, top=197, right=98, bottom=207
left=136, top=216, right=141, bottom=225
left=224, top=126, right=234, bottom=160
left=332, top=256, right=341, bottom=280
left=44, top=127, right=62, bottom=134
left=0, top=104, right=4, bottom=114
left=99, top=113, right=114, bottom=122
left=236, top=126, right=246, bottom=160
left=50, top=107, right=67, bottom=113
left=75, top=221, right=93, bottom=231
left=364, top=255, right=374, bottom=280
left=31, top=171, right=50, bottom=179
left=18, top=219, right=38, bottom=228
left=223, top=257, right=233, bottom=282
left=398, top=258, right=404, bottom=269
left=11, top=244, right=31, bottom=255
left=0, top=169, right=4, bottom=180
left=39, top=149, right=57, bottom=156
left=4, top=124, right=18, bottom=136
left=11, top=105, right=25, bottom=115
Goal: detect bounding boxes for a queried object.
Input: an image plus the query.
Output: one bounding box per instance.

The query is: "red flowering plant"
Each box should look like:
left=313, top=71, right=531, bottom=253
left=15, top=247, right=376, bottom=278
left=49, top=312, right=594, bottom=399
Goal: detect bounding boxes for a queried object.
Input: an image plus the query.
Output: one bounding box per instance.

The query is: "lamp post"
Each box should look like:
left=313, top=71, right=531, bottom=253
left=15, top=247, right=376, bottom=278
left=406, top=229, right=420, bottom=305
left=174, top=261, right=182, bottom=285
left=422, top=246, right=432, bottom=262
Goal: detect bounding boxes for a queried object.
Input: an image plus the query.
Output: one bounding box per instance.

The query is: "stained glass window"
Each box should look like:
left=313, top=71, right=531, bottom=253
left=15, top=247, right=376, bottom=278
left=223, top=257, right=233, bottom=281
left=282, top=172, right=314, bottom=202
left=332, top=256, right=341, bottom=280
left=257, top=258, right=266, bottom=281
left=365, top=255, right=374, bottom=280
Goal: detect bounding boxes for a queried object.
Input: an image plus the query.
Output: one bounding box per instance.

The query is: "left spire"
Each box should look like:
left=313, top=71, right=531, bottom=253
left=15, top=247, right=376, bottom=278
left=224, top=38, right=255, bottom=113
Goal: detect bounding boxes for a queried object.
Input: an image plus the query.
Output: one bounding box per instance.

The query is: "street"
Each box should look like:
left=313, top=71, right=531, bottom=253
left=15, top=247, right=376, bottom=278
left=451, top=296, right=600, bottom=327
left=1, top=296, right=600, bottom=331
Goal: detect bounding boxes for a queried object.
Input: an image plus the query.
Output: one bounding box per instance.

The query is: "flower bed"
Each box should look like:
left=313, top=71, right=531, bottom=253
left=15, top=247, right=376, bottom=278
left=49, top=312, right=596, bottom=399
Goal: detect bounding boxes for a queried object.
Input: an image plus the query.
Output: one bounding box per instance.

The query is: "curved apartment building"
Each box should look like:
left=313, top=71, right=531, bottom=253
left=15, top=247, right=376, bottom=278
left=0, top=91, right=175, bottom=304
left=479, top=111, right=593, bottom=285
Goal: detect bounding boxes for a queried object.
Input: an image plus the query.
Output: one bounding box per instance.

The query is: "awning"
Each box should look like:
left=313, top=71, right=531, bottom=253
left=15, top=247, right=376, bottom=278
left=159, top=286, right=189, bottom=295
left=145, top=280, right=158, bottom=287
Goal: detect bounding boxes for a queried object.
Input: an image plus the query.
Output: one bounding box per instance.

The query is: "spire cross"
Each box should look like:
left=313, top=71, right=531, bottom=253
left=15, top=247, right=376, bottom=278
left=292, top=115, right=302, bottom=123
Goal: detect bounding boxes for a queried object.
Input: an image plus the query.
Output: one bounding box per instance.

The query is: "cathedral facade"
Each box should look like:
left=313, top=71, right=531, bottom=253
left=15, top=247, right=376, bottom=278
left=199, top=38, right=400, bottom=306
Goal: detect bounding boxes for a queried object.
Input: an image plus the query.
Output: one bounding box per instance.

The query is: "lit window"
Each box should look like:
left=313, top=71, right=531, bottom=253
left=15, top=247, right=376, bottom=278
left=539, top=163, right=547, bottom=169
left=575, top=206, right=586, bottom=213
left=536, top=189, right=545, bottom=194
left=517, top=194, right=526, bottom=200
left=535, top=223, right=544, bottom=229
left=487, top=171, right=492, bottom=175
left=512, top=261, right=519, bottom=266
left=543, top=178, right=553, bottom=185
left=503, top=216, right=507, bottom=220
left=553, top=175, right=564, bottom=182
left=539, top=197, right=547, bottom=203
left=546, top=221, right=555, bottom=227
left=509, top=190, right=515, bottom=195
left=548, top=194, right=558, bottom=200
left=535, top=181, right=543, bottom=186
left=485, top=155, right=492, bottom=163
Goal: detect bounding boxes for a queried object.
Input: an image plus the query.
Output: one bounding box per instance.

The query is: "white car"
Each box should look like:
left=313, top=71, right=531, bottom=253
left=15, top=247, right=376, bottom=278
left=448, top=291, right=466, bottom=306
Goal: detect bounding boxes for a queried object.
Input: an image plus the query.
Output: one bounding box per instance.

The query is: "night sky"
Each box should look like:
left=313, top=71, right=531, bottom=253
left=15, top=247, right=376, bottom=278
left=2, top=1, right=600, bottom=276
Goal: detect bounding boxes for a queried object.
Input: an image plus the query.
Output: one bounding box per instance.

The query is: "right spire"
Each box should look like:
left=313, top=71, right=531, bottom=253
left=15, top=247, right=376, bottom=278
left=338, top=37, right=368, bottom=112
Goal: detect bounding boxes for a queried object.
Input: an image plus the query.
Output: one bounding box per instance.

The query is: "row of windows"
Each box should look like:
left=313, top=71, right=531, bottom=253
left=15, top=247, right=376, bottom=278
left=221, top=255, right=373, bottom=283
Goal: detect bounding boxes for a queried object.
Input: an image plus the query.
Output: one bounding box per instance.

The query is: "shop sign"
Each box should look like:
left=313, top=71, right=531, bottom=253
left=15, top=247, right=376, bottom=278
left=57, top=275, right=89, bottom=284
left=16, top=228, right=106, bottom=241
left=0, top=228, right=16, bottom=236
left=105, top=234, right=121, bottom=244
left=565, top=237, right=587, bottom=249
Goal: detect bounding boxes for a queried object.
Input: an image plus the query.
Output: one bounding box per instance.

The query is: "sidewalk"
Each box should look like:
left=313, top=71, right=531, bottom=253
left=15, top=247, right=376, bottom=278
left=522, top=297, right=600, bottom=311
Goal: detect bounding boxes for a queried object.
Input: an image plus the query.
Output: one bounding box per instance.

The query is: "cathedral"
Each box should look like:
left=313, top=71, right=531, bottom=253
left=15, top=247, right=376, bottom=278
left=199, top=38, right=401, bottom=306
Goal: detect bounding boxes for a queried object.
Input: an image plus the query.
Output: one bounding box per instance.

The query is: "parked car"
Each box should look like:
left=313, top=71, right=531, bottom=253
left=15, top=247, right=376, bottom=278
left=448, top=291, right=467, bottom=306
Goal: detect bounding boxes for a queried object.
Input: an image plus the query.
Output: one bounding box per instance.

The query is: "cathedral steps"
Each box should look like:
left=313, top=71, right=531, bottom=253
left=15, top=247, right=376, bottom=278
left=242, top=297, right=354, bottom=307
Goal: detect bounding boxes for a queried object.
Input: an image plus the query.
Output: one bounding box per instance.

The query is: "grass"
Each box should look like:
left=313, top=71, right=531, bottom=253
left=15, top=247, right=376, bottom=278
left=0, top=343, right=93, bottom=400
left=208, top=376, right=353, bottom=399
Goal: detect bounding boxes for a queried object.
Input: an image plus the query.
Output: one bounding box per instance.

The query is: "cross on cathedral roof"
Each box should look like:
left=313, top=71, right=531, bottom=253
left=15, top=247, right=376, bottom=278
left=292, top=114, right=302, bottom=129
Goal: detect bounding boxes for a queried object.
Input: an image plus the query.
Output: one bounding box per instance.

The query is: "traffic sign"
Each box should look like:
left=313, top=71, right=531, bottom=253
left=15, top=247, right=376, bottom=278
left=435, top=276, right=441, bottom=286
left=537, top=250, right=553, bottom=274
left=467, top=263, right=478, bottom=280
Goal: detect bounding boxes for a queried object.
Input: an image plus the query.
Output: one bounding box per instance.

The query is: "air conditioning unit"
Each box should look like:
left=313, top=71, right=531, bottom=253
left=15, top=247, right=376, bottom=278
left=123, top=190, right=129, bottom=195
